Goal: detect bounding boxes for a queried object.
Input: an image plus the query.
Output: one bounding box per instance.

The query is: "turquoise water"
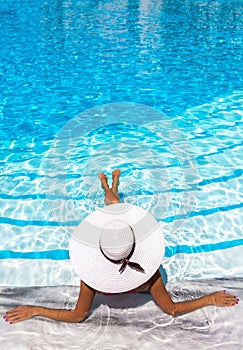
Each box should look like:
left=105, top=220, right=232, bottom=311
left=1, top=1, right=243, bottom=349
left=1, top=0, right=243, bottom=286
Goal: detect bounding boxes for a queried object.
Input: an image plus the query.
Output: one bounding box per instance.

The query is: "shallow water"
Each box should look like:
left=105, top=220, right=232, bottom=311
left=1, top=279, right=243, bottom=350
left=1, top=101, right=242, bottom=286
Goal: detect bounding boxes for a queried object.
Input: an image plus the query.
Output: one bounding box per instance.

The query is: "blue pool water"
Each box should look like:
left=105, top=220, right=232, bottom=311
left=0, top=0, right=243, bottom=349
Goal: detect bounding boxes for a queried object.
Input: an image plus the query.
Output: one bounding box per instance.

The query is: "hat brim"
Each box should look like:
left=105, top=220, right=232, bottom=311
left=69, top=203, right=165, bottom=293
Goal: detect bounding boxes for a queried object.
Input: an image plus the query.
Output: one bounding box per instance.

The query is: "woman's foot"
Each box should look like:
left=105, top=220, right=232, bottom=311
left=98, top=173, right=109, bottom=190
left=111, top=169, right=120, bottom=197
left=99, top=172, right=120, bottom=205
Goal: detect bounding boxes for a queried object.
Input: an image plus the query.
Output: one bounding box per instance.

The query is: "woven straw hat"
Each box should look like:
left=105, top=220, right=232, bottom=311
left=69, top=203, right=165, bottom=293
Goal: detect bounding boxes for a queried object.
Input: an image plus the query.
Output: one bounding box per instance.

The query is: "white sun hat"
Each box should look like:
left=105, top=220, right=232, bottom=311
left=69, top=203, right=165, bottom=294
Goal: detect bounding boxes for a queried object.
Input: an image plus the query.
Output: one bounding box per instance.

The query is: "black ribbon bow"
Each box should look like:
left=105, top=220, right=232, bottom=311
left=119, top=258, right=145, bottom=274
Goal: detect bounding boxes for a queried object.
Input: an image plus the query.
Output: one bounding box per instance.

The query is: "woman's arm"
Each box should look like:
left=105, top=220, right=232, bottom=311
left=4, top=281, right=95, bottom=324
left=149, top=271, right=239, bottom=316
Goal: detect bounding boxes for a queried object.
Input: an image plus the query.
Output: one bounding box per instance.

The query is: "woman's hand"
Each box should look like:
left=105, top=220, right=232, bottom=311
left=3, top=305, right=38, bottom=324
left=149, top=272, right=240, bottom=316
left=3, top=281, right=96, bottom=324
left=209, top=291, right=239, bottom=307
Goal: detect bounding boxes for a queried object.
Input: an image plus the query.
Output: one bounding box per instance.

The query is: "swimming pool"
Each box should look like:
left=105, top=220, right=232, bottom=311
left=0, top=0, right=243, bottom=349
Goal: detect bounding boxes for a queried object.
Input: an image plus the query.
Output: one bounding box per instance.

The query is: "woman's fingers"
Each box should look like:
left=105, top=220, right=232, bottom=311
left=223, top=291, right=239, bottom=305
left=4, top=308, right=22, bottom=324
left=212, top=291, right=239, bottom=307
left=3, top=305, right=37, bottom=324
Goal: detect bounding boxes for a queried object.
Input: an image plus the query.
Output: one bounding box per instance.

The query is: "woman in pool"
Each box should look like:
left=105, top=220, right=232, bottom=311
left=4, top=169, right=239, bottom=324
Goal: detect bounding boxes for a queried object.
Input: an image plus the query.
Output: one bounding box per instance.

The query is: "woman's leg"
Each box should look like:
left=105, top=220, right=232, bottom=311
left=111, top=169, right=120, bottom=200
left=98, top=172, right=120, bottom=205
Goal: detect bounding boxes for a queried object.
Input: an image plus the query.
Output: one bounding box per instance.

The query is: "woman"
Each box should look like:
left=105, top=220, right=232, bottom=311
left=4, top=169, right=239, bottom=324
